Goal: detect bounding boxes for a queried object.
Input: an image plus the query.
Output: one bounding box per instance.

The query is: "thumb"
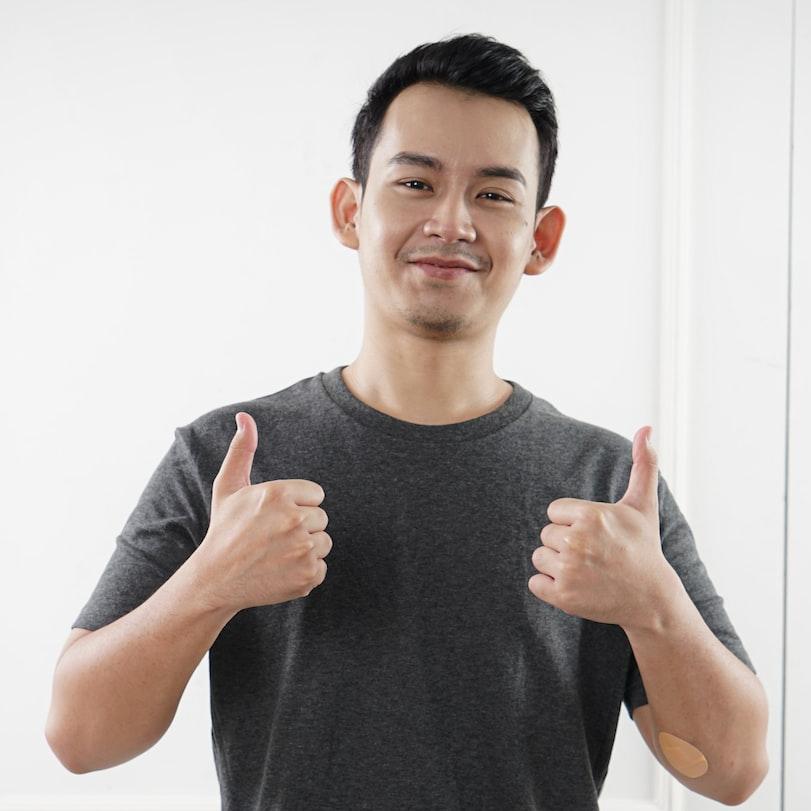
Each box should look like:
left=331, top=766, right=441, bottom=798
left=620, top=425, right=659, bottom=516
left=213, top=411, right=258, bottom=498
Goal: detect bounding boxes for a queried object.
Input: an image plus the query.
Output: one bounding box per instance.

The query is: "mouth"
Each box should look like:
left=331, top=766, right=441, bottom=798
left=409, top=262, right=475, bottom=280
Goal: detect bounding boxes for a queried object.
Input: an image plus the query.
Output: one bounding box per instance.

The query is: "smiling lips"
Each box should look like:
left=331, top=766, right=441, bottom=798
left=408, top=254, right=481, bottom=281
left=411, top=262, right=473, bottom=280
left=410, top=255, right=479, bottom=271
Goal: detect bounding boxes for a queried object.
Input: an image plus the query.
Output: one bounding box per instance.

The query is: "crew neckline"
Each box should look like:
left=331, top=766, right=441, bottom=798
left=319, top=365, right=533, bottom=442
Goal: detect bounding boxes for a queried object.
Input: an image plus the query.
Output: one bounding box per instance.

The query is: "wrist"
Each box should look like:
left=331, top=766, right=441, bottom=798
left=623, top=565, right=691, bottom=637
left=183, top=547, right=241, bottom=620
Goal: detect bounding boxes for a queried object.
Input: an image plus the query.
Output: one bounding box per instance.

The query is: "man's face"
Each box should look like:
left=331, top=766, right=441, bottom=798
left=333, top=81, right=563, bottom=340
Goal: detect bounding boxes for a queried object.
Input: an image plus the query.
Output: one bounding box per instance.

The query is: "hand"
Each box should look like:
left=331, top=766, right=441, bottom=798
left=194, top=412, right=333, bottom=613
left=528, top=426, right=677, bottom=629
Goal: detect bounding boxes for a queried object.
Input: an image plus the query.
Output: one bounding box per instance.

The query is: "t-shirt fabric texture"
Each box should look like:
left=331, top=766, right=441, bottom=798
left=72, top=365, right=756, bottom=810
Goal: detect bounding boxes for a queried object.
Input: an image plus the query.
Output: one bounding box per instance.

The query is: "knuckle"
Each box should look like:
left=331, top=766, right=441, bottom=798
left=285, top=511, right=305, bottom=533
left=258, top=483, right=282, bottom=508
left=297, top=535, right=315, bottom=554
left=299, top=563, right=319, bottom=591
left=310, top=530, right=332, bottom=556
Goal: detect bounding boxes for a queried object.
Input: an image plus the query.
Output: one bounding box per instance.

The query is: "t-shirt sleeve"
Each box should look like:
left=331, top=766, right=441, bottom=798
left=71, top=424, right=209, bottom=631
left=623, top=472, right=757, bottom=720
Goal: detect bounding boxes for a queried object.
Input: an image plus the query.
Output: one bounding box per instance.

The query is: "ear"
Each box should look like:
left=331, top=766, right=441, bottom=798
left=331, top=177, right=363, bottom=250
left=525, top=205, right=566, bottom=276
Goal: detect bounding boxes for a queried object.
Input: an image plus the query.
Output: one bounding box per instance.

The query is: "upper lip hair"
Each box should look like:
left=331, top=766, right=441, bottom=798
left=410, top=255, right=479, bottom=271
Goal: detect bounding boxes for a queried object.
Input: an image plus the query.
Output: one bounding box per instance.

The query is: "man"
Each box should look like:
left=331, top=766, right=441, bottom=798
left=46, top=33, right=768, bottom=809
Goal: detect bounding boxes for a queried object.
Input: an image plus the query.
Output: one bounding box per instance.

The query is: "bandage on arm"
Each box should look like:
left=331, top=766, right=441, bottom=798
left=658, top=731, right=709, bottom=778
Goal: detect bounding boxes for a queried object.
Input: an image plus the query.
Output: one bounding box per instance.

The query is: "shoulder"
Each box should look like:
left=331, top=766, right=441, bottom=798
left=522, top=393, right=636, bottom=499
left=170, top=370, right=326, bottom=476
left=183, top=370, right=323, bottom=439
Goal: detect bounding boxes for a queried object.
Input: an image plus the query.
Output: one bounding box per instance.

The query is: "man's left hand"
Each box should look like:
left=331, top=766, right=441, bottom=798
left=528, top=425, right=678, bottom=629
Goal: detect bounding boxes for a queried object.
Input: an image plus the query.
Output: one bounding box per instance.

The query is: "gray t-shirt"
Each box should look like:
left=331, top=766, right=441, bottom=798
left=72, top=365, right=756, bottom=810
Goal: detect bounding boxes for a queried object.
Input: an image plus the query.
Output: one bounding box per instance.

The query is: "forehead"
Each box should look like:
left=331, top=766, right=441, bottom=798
left=371, top=82, right=537, bottom=181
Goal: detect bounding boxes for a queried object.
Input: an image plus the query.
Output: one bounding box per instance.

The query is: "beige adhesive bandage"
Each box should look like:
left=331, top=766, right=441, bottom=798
left=658, top=731, right=709, bottom=778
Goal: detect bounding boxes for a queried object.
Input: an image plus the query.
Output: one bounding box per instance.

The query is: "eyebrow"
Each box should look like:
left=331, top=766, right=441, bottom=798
left=385, top=150, right=527, bottom=188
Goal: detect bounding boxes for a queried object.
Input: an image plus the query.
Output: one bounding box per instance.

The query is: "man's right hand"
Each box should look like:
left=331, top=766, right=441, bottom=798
left=194, top=411, right=332, bottom=613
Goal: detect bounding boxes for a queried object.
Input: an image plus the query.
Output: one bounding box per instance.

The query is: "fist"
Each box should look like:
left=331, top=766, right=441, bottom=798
left=194, top=412, right=332, bottom=613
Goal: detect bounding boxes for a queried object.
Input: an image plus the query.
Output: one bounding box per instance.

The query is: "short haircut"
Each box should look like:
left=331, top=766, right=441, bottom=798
left=350, top=33, right=559, bottom=215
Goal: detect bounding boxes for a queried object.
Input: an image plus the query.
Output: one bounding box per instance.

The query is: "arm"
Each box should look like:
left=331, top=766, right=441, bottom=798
left=45, top=552, right=237, bottom=773
left=623, top=573, right=769, bottom=806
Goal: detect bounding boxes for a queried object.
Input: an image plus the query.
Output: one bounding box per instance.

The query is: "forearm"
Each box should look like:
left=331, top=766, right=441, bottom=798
left=46, top=553, right=238, bottom=773
left=622, top=573, right=769, bottom=805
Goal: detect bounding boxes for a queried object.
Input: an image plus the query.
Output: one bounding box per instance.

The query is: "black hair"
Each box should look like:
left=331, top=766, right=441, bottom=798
left=350, top=33, right=559, bottom=215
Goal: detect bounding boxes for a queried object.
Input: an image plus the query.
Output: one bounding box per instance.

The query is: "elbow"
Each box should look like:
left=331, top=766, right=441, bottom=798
left=724, top=691, right=770, bottom=806
left=723, top=750, right=770, bottom=806
left=44, top=715, right=88, bottom=775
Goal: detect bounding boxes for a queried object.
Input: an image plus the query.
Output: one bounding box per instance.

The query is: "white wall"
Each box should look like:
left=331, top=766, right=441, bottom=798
left=0, top=0, right=803, bottom=808
left=786, top=0, right=811, bottom=808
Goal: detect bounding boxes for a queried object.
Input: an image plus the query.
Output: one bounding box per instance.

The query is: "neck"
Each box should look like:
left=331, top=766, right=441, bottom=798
left=342, top=344, right=512, bottom=426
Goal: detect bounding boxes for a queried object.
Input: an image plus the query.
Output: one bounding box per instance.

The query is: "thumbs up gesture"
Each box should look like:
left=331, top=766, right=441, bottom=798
left=194, top=412, right=333, bottom=614
left=528, top=426, right=679, bottom=631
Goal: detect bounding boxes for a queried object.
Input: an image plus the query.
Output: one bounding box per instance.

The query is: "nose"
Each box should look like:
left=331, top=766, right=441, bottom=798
left=421, top=192, right=477, bottom=243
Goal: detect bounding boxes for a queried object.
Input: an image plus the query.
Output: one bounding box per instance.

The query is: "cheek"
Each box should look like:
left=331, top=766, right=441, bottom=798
left=367, top=208, right=414, bottom=255
left=499, top=233, right=537, bottom=274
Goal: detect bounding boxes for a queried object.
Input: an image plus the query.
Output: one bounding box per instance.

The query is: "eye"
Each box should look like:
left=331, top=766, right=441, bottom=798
left=400, top=180, right=430, bottom=191
left=480, top=191, right=513, bottom=203
left=397, top=180, right=513, bottom=203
